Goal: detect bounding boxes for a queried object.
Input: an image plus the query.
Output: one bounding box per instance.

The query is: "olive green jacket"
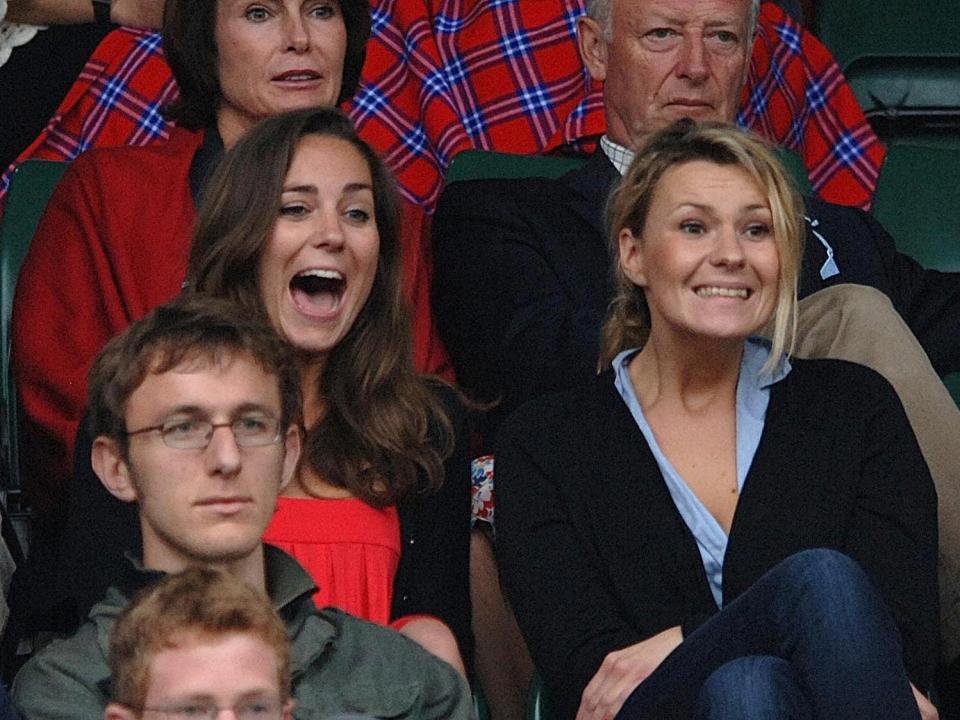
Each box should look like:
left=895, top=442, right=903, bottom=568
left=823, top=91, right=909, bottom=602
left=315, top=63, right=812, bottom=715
left=12, top=546, right=472, bottom=720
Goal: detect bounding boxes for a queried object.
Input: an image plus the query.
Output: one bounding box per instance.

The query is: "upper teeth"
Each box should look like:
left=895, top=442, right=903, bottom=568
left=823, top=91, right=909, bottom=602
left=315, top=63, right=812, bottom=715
left=697, top=287, right=748, bottom=298
left=284, top=74, right=315, bottom=80
left=298, top=269, right=342, bottom=280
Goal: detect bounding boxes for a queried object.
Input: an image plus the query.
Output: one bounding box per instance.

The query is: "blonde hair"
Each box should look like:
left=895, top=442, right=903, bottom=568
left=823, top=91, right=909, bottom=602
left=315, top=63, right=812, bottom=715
left=600, top=119, right=804, bottom=373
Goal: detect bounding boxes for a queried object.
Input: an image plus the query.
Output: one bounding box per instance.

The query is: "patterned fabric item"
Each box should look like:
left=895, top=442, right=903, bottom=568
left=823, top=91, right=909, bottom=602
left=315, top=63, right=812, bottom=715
left=0, top=27, right=175, bottom=199
left=471, top=455, right=495, bottom=527
left=0, top=3, right=882, bottom=211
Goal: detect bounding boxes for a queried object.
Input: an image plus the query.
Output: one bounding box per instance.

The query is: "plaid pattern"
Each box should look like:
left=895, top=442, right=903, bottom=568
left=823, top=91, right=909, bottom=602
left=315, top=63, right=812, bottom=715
left=1, top=2, right=882, bottom=212
left=0, top=27, right=176, bottom=200
left=471, top=455, right=495, bottom=527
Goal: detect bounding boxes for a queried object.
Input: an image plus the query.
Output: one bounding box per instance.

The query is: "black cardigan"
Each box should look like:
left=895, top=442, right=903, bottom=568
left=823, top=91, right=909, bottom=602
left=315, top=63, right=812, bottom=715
left=495, top=358, right=938, bottom=720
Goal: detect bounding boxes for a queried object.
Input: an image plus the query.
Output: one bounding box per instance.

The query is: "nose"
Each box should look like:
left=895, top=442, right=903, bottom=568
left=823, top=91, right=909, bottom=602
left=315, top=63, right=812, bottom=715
left=310, top=207, right=345, bottom=250
left=676, top=33, right=710, bottom=83
left=710, top=225, right=746, bottom=268
left=283, top=12, right=310, bottom=53
left=205, top=425, right=242, bottom=478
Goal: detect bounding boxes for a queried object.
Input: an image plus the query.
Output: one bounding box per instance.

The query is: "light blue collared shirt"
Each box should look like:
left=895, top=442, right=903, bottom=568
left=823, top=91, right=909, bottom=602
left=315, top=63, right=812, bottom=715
left=613, top=338, right=791, bottom=608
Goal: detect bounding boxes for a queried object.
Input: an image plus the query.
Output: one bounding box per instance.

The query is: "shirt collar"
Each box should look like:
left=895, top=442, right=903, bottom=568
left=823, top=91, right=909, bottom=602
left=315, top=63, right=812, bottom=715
left=118, top=545, right=316, bottom=614
left=600, top=135, right=635, bottom=176
left=612, top=337, right=792, bottom=391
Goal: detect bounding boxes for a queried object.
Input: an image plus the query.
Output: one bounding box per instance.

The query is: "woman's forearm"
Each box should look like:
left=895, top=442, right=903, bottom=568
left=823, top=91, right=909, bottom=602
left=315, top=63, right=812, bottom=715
left=4, top=0, right=162, bottom=29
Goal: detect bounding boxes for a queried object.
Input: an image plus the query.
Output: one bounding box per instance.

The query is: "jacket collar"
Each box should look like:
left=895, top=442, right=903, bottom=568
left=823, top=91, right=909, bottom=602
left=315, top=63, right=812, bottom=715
left=562, top=150, right=621, bottom=239
left=90, top=546, right=336, bottom=691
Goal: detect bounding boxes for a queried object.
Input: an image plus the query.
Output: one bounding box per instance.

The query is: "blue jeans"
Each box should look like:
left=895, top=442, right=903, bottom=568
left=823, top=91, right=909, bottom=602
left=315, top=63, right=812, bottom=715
left=615, top=549, right=920, bottom=720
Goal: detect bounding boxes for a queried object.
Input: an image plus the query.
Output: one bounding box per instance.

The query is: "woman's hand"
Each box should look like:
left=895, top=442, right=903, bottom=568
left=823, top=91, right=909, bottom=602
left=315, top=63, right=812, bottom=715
left=575, top=626, right=682, bottom=720
left=911, top=682, right=939, bottom=720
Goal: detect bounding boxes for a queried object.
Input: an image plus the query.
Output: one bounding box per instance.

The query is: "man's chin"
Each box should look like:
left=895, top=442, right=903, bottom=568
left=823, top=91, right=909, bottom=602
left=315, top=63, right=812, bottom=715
left=663, top=104, right=720, bottom=122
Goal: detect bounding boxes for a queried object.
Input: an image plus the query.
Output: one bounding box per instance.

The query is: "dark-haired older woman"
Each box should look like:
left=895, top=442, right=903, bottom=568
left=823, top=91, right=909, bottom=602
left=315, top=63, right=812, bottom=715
left=11, top=0, right=370, bottom=523
left=495, top=121, right=938, bottom=720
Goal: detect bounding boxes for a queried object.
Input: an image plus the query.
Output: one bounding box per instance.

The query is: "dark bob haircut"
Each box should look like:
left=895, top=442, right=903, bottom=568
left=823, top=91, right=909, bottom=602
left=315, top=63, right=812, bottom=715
left=162, top=0, right=371, bottom=130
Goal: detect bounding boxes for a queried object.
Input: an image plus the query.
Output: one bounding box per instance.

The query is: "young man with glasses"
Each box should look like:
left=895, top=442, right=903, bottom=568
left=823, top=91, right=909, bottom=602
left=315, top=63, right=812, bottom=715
left=11, top=294, right=471, bottom=720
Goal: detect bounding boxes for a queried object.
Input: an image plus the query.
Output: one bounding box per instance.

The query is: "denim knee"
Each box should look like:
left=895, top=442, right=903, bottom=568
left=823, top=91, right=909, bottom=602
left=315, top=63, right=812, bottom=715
left=696, top=656, right=811, bottom=720
left=771, top=549, right=900, bottom=650
left=776, top=549, right=875, bottom=608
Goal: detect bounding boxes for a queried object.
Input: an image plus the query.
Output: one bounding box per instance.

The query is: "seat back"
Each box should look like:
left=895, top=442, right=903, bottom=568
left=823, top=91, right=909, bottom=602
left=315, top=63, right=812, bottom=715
left=445, top=149, right=586, bottom=185
left=872, top=138, right=960, bottom=271
left=0, top=160, right=68, bottom=514
left=872, top=137, right=960, bottom=404
left=445, top=147, right=812, bottom=193
left=813, top=3, right=960, bottom=136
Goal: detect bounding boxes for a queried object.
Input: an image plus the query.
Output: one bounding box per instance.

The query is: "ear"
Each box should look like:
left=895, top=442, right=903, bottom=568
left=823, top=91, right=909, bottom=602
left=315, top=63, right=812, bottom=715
left=103, top=702, right=137, bottom=720
left=278, top=424, right=302, bottom=493
left=619, top=227, right=648, bottom=287
left=281, top=699, right=296, bottom=720
left=577, top=15, right=609, bottom=82
left=91, top=436, right=139, bottom=503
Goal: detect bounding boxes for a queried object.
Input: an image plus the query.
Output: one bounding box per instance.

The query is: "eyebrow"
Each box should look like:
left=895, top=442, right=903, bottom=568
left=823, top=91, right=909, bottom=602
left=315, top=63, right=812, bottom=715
left=644, top=12, right=741, bottom=29
left=281, top=182, right=374, bottom=195
left=674, top=202, right=770, bottom=213
left=157, top=402, right=277, bottom=419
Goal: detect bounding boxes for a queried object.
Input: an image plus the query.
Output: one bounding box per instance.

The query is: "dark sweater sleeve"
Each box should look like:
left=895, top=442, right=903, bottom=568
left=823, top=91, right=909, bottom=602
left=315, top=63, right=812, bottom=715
left=495, top=397, right=645, bottom=719
left=840, top=364, right=940, bottom=687
left=391, top=385, right=473, bottom=664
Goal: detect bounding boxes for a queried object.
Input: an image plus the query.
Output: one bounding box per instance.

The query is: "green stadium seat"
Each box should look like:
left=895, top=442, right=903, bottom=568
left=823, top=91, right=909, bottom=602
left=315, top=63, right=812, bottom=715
left=0, top=160, right=68, bottom=509
left=524, top=673, right=555, bottom=720
left=872, top=137, right=960, bottom=270
left=445, top=149, right=586, bottom=184
left=445, top=147, right=811, bottom=193
left=872, top=137, right=960, bottom=404
left=813, top=3, right=960, bottom=136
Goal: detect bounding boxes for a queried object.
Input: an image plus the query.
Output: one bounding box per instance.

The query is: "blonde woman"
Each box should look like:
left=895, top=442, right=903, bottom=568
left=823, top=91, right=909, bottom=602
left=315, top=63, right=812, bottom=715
left=496, top=120, right=938, bottom=720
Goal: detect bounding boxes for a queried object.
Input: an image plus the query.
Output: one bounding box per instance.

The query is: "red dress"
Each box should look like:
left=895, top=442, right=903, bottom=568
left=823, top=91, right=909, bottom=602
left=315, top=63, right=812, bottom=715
left=263, top=496, right=401, bottom=624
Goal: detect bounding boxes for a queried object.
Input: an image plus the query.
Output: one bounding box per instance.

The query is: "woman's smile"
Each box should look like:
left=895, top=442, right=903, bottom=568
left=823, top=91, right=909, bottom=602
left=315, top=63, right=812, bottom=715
left=619, top=159, right=780, bottom=346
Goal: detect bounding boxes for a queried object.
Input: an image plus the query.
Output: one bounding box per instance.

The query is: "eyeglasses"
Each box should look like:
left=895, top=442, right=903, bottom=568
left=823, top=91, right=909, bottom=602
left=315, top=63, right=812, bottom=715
left=137, top=697, right=285, bottom=720
left=124, top=417, right=283, bottom=450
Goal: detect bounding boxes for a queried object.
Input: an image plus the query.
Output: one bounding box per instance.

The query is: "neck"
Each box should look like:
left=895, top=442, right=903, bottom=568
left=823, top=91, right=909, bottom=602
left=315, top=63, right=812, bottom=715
left=629, top=331, right=744, bottom=410
left=142, top=543, right=268, bottom=595
left=216, top=107, right=255, bottom=150
left=297, top=356, right=327, bottom=429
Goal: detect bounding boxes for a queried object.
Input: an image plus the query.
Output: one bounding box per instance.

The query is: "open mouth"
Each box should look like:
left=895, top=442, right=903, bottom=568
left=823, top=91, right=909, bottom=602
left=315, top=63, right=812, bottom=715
left=695, top=286, right=751, bottom=299
left=290, top=269, right=345, bottom=316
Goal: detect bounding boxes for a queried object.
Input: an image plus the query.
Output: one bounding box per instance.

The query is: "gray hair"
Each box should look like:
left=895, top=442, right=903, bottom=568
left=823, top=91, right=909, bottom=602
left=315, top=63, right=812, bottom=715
left=585, top=0, right=760, bottom=42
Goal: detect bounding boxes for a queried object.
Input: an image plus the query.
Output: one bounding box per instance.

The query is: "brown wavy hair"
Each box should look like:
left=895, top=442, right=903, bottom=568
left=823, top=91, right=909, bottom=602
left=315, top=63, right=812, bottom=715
left=186, top=107, right=452, bottom=507
left=600, top=119, right=804, bottom=373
